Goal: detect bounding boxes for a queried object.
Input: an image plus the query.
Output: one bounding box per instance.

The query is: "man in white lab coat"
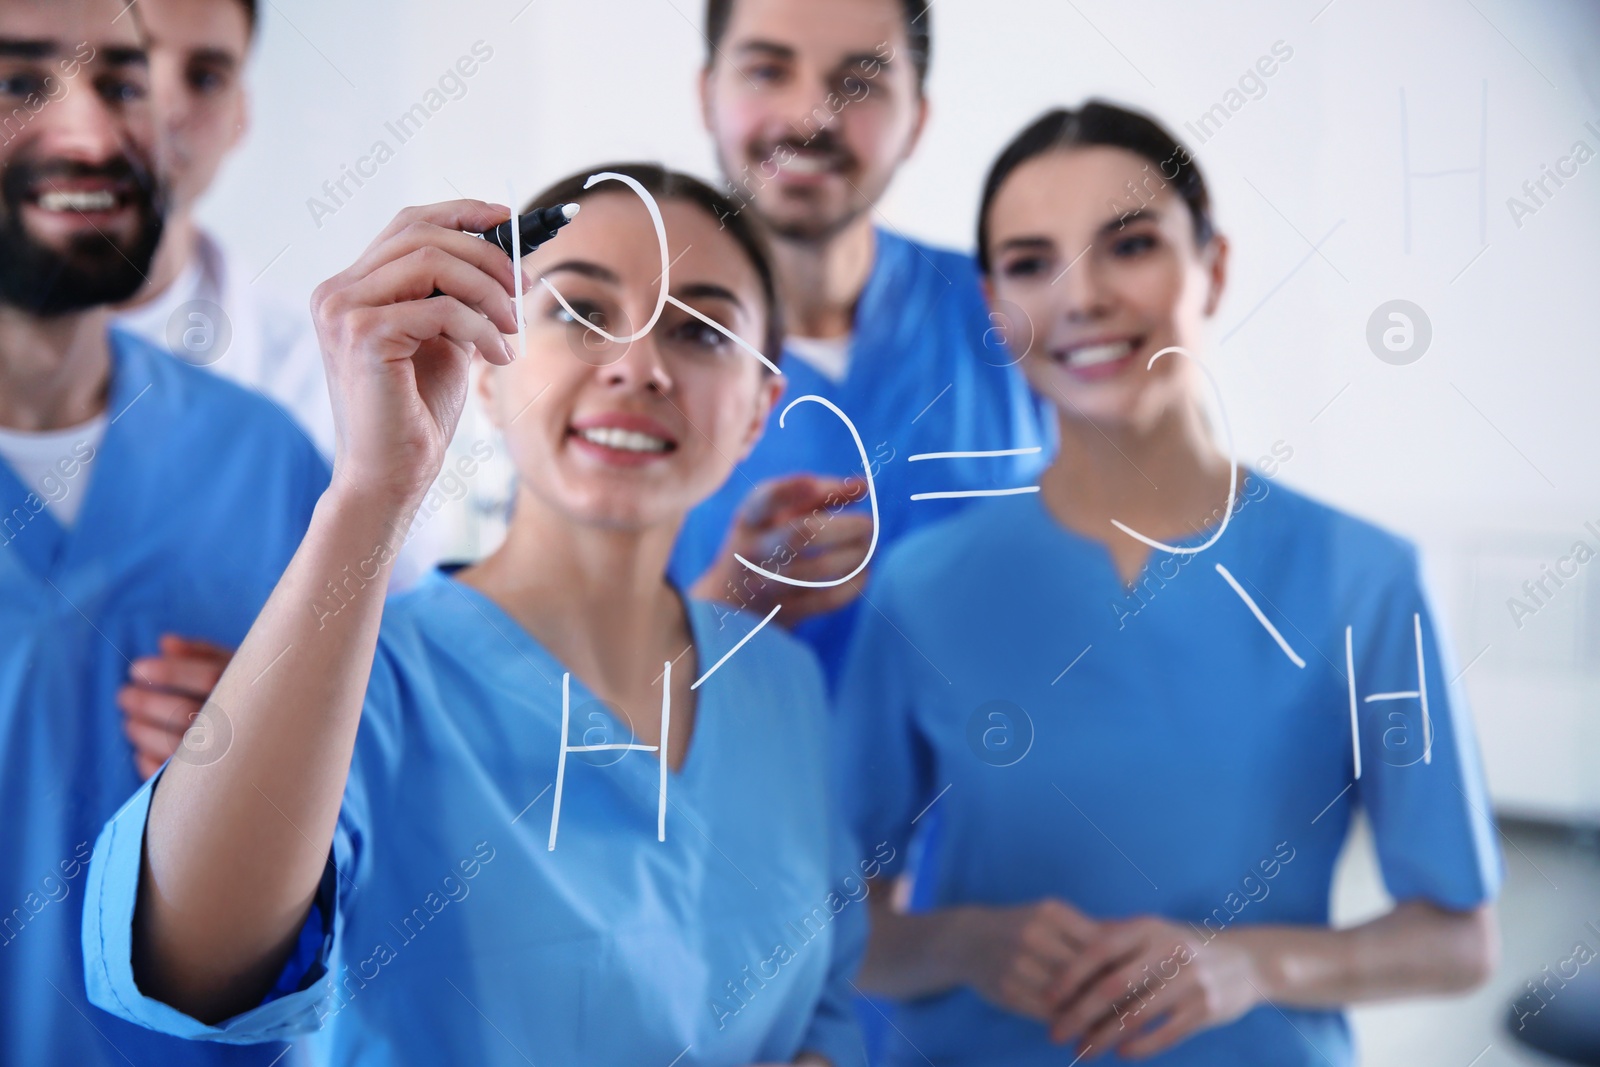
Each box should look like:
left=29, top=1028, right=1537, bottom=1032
left=111, top=0, right=333, bottom=455
left=109, top=0, right=434, bottom=786
left=110, top=0, right=454, bottom=592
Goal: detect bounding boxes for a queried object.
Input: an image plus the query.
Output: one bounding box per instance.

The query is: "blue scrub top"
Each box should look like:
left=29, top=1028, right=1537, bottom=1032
left=669, top=229, right=1050, bottom=682
left=834, top=476, right=1503, bottom=1067
left=84, top=570, right=870, bottom=1067
left=0, top=330, right=328, bottom=1066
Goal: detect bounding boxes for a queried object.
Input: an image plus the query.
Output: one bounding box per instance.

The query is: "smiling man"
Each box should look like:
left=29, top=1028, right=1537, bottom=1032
left=0, top=1, right=325, bottom=1061
left=674, top=0, right=1051, bottom=678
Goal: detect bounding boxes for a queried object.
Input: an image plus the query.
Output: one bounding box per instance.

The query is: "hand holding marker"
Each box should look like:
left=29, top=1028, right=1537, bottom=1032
left=430, top=201, right=580, bottom=297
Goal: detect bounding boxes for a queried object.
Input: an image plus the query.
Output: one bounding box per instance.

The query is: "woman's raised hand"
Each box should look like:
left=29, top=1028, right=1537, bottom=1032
left=310, top=200, right=523, bottom=511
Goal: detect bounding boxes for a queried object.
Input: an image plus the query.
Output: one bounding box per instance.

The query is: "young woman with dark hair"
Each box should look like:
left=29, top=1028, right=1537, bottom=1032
left=835, top=102, right=1501, bottom=1066
left=82, top=164, right=865, bottom=1067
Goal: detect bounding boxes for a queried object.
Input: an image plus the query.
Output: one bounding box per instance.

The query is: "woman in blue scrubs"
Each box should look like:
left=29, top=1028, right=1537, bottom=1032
left=81, top=165, right=868, bottom=1067
left=835, top=103, right=1502, bottom=1065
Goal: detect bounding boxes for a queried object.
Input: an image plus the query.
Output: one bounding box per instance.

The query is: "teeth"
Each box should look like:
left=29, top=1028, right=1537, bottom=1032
left=1064, top=340, right=1134, bottom=368
left=37, top=190, right=117, bottom=212
left=776, top=153, right=836, bottom=175
left=578, top=427, right=671, bottom=453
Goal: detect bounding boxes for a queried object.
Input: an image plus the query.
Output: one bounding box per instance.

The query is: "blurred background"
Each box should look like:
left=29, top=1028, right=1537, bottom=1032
left=199, top=0, right=1599, bottom=1060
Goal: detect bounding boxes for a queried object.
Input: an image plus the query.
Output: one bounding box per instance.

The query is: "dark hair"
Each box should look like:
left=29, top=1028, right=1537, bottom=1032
left=522, top=162, right=784, bottom=367
left=704, top=0, right=931, bottom=94
left=976, top=101, right=1215, bottom=274
left=237, top=0, right=257, bottom=36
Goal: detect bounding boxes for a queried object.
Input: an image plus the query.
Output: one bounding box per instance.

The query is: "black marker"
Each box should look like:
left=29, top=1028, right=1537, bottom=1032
left=430, top=201, right=580, bottom=296
left=481, top=201, right=581, bottom=258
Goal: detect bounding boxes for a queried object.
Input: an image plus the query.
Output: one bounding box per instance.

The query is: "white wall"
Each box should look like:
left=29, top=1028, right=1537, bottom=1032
left=202, top=0, right=1600, bottom=819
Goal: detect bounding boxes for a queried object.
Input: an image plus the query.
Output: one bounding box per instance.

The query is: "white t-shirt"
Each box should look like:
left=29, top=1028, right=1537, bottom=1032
left=785, top=332, right=853, bottom=383
left=0, top=415, right=107, bottom=526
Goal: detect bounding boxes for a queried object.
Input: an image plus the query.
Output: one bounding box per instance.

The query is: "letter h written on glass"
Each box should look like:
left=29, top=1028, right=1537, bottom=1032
left=1344, top=613, right=1431, bottom=779
left=548, top=664, right=671, bottom=850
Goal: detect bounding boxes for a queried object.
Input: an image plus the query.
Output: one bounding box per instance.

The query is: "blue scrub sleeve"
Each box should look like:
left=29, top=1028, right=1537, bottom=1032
left=832, top=570, right=938, bottom=882
left=1353, top=547, right=1503, bottom=910
left=81, top=649, right=394, bottom=1043
left=81, top=766, right=360, bottom=1042
left=796, top=825, right=871, bottom=1067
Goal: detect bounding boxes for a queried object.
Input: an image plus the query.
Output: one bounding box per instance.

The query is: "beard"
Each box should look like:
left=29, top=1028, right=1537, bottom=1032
left=0, top=155, right=165, bottom=317
left=728, top=130, right=875, bottom=243
left=758, top=189, right=871, bottom=243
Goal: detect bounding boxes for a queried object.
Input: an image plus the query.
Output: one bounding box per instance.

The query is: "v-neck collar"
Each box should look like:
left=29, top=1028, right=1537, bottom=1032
left=0, top=330, right=170, bottom=581
left=0, top=439, right=64, bottom=577
left=1025, top=472, right=1262, bottom=595
left=426, top=569, right=715, bottom=788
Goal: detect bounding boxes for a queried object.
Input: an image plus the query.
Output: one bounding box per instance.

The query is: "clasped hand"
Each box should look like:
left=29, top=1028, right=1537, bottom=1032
left=964, top=902, right=1264, bottom=1059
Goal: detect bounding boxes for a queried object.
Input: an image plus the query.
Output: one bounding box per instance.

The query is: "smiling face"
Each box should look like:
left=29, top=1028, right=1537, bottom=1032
left=479, top=191, right=782, bottom=534
left=0, top=0, right=164, bottom=315
left=137, top=0, right=249, bottom=214
left=983, top=146, right=1228, bottom=430
left=700, top=0, right=925, bottom=241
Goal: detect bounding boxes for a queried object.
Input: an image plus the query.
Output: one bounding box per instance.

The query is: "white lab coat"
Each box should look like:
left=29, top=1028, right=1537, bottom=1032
left=114, top=229, right=334, bottom=456
left=113, top=229, right=446, bottom=588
